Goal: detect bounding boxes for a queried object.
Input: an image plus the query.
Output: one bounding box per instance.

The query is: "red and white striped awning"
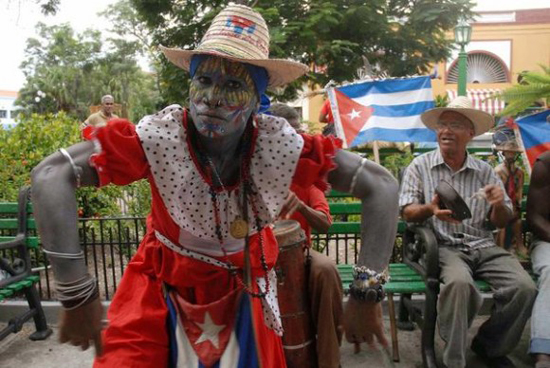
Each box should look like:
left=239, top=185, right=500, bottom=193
left=447, top=89, right=505, bottom=116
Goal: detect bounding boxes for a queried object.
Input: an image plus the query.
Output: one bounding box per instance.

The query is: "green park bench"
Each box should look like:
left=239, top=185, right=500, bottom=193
left=0, top=187, right=52, bottom=341
left=317, top=187, right=532, bottom=367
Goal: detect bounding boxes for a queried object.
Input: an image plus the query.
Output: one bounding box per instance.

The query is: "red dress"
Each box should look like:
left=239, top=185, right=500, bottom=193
left=88, top=105, right=340, bottom=368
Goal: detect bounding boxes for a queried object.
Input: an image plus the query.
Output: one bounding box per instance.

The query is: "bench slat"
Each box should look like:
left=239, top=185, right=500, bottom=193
left=0, top=203, right=33, bottom=214
left=0, top=236, right=40, bottom=249
left=0, top=218, right=37, bottom=230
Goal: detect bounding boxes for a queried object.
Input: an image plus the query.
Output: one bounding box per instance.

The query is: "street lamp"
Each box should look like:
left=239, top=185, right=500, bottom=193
left=454, top=18, right=472, bottom=96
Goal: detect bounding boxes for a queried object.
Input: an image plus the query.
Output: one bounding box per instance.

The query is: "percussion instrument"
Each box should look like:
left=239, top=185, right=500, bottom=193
left=273, top=220, right=317, bottom=368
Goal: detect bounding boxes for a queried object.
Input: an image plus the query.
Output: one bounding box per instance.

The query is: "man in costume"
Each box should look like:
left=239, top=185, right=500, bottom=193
left=82, top=95, right=118, bottom=129
left=527, top=150, right=550, bottom=368
left=492, top=127, right=528, bottom=257
left=270, top=103, right=343, bottom=368
left=399, top=96, right=536, bottom=368
left=31, top=5, right=398, bottom=367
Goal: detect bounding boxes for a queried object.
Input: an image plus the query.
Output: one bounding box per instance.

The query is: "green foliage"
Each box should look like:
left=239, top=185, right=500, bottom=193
left=0, top=114, right=150, bottom=217
left=495, top=65, right=550, bottom=117
left=16, top=22, right=161, bottom=122
left=434, top=94, right=450, bottom=108
left=130, top=0, right=474, bottom=105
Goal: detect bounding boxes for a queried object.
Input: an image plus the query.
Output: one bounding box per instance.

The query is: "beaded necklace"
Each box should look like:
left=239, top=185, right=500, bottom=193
left=190, top=120, right=270, bottom=299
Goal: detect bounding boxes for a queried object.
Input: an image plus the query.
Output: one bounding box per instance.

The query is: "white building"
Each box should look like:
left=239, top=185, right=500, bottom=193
left=0, top=90, right=19, bottom=129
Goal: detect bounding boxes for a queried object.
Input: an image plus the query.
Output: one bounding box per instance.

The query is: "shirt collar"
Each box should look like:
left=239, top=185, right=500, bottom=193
left=430, top=148, right=481, bottom=172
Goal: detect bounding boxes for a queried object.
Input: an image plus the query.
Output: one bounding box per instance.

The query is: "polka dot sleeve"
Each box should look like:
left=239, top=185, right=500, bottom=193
left=88, top=119, right=149, bottom=187
left=293, top=134, right=342, bottom=192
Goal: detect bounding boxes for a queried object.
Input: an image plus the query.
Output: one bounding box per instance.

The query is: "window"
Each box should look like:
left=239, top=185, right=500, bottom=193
left=0, top=110, right=7, bottom=119
left=447, top=52, right=509, bottom=84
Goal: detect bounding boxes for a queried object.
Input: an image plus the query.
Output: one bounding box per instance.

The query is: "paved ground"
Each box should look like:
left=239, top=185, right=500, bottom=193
left=0, top=315, right=534, bottom=368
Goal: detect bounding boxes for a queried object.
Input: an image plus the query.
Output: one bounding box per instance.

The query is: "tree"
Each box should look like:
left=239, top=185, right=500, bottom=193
left=496, top=65, right=550, bottom=117
left=0, top=113, right=151, bottom=216
left=130, top=0, right=474, bottom=104
left=16, top=22, right=160, bottom=122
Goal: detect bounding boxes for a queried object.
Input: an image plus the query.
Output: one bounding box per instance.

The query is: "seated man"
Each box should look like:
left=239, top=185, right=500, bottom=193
left=399, top=96, right=536, bottom=368
left=527, top=151, right=550, bottom=368
left=270, top=103, right=343, bottom=368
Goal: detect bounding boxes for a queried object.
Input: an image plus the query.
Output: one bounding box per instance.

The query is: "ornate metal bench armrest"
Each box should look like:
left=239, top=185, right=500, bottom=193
left=403, top=224, right=440, bottom=282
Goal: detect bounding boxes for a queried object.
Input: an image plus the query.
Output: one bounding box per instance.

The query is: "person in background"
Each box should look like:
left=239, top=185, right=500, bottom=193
left=270, top=102, right=343, bottom=368
left=399, top=96, right=536, bottom=368
left=319, top=98, right=335, bottom=136
left=527, top=150, right=550, bottom=368
left=81, top=95, right=118, bottom=129
left=493, top=126, right=528, bottom=257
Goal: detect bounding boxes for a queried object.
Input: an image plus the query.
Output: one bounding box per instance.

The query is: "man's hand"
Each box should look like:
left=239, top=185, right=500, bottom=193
left=430, top=194, right=461, bottom=224
left=59, top=297, right=104, bottom=356
left=483, top=184, right=505, bottom=207
left=278, top=192, right=304, bottom=219
left=344, top=297, right=388, bottom=352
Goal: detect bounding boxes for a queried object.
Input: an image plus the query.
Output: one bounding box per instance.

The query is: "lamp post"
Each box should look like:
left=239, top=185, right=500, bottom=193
left=454, top=19, right=472, bottom=97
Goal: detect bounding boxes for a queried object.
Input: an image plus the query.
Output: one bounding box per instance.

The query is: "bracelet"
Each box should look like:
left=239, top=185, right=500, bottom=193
left=352, top=265, right=389, bottom=285
left=348, top=266, right=389, bottom=303
left=43, top=248, right=85, bottom=260
left=59, top=148, right=83, bottom=188
left=55, top=275, right=99, bottom=310
left=349, top=283, right=385, bottom=302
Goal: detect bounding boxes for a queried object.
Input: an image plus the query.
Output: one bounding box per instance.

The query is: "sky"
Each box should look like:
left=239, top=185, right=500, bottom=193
left=0, top=0, right=549, bottom=92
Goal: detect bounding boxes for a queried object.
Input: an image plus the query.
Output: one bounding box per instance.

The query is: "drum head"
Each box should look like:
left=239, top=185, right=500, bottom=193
left=273, top=219, right=302, bottom=236
left=435, top=179, right=472, bottom=221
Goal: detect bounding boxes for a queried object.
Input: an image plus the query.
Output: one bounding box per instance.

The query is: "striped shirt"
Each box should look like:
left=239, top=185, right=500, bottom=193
left=399, top=148, right=513, bottom=249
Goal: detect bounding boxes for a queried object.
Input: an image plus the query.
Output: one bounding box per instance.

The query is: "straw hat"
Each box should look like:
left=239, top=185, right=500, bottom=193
left=493, top=126, right=522, bottom=152
left=159, top=4, right=308, bottom=88
left=421, top=96, right=494, bottom=136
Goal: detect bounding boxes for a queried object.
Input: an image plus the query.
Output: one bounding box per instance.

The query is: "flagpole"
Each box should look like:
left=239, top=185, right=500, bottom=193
left=372, top=140, right=381, bottom=164
left=326, top=87, right=348, bottom=149
left=513, top=125, right=532, bottom=177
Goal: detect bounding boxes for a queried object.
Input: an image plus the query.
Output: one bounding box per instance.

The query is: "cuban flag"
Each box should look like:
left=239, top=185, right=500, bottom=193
left=166, top=289, right=283, bottom=368
left=515, top=109, right=550, bottom=168
left=327, top=76, right=436, bottom=148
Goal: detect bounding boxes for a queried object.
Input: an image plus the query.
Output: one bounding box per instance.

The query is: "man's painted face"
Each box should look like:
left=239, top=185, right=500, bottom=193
left=189, top=57, right=259, bottom=138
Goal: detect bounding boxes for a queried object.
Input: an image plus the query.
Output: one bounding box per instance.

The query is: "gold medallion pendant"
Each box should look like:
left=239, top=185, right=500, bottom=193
left=230, top=217, right=249, bottom=239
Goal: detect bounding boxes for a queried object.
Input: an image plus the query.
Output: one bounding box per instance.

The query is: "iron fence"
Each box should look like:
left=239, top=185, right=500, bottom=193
left=11, top=216, right=403, bottom=302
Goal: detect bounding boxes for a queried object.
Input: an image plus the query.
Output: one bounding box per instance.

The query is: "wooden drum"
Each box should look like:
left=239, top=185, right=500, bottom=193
left=273, top=220, right=317, bottom=368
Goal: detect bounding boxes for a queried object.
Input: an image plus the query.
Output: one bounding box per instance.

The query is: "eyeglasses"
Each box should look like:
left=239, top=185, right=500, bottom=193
left=435, top=122, right=469, bottom=131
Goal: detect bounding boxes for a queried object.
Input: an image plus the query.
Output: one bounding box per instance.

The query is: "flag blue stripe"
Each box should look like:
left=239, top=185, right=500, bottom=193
left=339, top=76, right=432, bottom=97
left=166, top=293, right=179, bottom=368
left=371, top=101, right=435, bottom=118
left=351, top=128, right=437, bottom=146
left=234, top=295, right=259, bottom=368
left=516, top=110, right=550, bottom=150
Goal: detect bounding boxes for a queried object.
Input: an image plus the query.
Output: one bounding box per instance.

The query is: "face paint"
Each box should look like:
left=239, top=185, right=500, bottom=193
left=189, top=57, right=259, bottom=139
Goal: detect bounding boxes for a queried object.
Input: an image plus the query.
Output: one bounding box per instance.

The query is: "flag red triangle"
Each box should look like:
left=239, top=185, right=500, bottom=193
left=334, top=90, right=374, bottom=146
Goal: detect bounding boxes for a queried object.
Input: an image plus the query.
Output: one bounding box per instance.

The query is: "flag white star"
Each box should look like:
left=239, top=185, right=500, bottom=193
left=194, top=311, right=225, bottom=348
left=347, top=109, right=361, bottom=120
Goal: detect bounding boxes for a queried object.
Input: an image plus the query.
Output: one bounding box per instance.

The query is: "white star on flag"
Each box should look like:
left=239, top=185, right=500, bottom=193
left=347, top=109, right=361, bottom=120
left=194, top=311, right=225, bottom=348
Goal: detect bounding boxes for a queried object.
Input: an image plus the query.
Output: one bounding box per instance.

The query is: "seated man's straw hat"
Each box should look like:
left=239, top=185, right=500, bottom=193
left=421, top=96, right=494, bottom=136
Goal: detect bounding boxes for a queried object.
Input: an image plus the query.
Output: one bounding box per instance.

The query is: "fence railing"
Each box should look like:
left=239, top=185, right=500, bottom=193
left=19, top=216, right=402, bottom=302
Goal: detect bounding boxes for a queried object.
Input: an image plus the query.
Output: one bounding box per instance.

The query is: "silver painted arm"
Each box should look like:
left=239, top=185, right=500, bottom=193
left=31, top=141, right=99, bottom=283
left=328, top=150, right=399, bottom=272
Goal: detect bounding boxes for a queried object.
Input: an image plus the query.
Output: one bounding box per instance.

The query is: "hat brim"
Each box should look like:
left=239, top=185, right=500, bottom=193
left=421, top=107, right=494, bottom=136
left=160, top=46, right=308, bottom=88
left=494, top=144, right=522, bottom=152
